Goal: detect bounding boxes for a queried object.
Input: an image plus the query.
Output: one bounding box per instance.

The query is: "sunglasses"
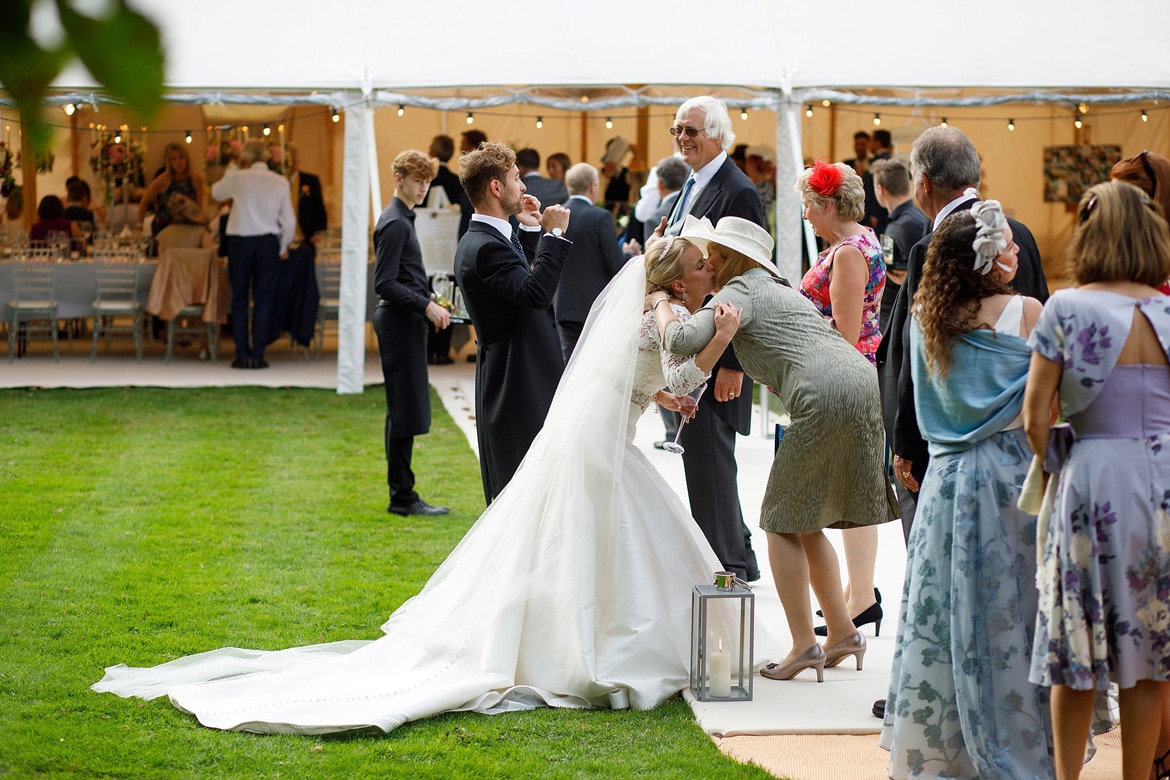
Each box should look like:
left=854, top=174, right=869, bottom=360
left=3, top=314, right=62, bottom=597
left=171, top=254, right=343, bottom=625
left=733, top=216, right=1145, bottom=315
left=669, top=125, right=706, bottom=138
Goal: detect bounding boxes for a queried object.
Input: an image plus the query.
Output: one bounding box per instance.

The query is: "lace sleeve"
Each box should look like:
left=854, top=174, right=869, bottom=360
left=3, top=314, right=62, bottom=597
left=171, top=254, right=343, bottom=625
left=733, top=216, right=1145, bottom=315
left=662, top=308, right=708, bottom=393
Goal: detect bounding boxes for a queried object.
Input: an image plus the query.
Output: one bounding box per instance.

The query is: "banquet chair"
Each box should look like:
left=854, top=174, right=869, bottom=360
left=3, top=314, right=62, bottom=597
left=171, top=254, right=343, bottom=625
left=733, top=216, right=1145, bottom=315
left=165, top=304, right=218, bottom=364
left=314, top=248, right=342, bottom=360
left=7, top=245, right=62, bottom=362
left=90, top=247, right=144, bottom=363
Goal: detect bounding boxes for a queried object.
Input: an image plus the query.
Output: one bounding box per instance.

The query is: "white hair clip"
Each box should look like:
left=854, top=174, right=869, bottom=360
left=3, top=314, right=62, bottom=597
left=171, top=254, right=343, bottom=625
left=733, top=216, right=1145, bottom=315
left=970, top=199, right=1007, bottom=275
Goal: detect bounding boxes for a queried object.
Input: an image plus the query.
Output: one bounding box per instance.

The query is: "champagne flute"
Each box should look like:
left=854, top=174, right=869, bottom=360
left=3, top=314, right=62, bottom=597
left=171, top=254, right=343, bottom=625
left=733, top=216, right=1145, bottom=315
left=662, top=383, right=707, bottom=455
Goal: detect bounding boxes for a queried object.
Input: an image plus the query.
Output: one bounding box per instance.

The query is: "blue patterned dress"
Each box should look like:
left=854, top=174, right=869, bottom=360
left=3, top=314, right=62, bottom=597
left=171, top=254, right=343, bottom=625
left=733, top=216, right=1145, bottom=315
left=881, top=313, right=1061, bottom=779
left=1027, top=289, right=1170, bottom=691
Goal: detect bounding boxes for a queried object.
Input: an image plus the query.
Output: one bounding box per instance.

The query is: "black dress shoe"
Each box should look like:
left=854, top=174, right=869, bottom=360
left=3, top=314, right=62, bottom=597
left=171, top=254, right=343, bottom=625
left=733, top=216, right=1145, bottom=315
left=388, top=499, right=450, bottom=516
left=251, top=358, right=269, bottom=369
left=873, top=699, right=886, bottom=719
left=814, top=601, right=883, bottom=637
left=231, top=358, right=249, bottom=369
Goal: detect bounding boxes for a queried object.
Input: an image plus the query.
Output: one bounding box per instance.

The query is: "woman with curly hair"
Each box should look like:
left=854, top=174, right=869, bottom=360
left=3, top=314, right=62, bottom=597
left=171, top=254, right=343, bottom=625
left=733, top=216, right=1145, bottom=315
left=796, top=159, right=887, bottom=638
left=879, top=200, right=1060, bottom=777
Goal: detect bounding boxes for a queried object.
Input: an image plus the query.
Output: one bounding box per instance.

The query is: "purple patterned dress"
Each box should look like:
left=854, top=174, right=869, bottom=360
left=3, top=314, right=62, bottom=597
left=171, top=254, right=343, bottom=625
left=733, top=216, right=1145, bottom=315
left=1027, top=288, right=1170, bottom=690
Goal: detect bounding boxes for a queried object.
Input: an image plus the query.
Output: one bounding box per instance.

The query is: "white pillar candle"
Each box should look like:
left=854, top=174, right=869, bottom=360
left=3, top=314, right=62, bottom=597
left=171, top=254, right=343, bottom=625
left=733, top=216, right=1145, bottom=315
left=709, top=639, right=731, bottom=698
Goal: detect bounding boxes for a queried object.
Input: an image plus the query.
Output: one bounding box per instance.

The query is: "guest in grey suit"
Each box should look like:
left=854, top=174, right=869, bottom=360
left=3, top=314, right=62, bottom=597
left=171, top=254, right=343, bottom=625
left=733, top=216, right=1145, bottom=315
left=517, top=148, right=568, bottom=208
left=651, top=96, right=765, bottom=582
left=554, top=163, right=626, bottom=361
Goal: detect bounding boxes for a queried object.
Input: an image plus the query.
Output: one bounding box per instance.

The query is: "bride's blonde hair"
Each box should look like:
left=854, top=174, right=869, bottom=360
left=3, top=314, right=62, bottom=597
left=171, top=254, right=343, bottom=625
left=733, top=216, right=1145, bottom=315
left=644, top=235, right=698, bottom=294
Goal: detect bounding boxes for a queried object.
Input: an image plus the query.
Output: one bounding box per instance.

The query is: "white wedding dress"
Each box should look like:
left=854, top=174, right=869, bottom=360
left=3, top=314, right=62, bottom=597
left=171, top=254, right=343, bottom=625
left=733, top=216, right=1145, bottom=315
left=93, top=257, right=746, bottom=735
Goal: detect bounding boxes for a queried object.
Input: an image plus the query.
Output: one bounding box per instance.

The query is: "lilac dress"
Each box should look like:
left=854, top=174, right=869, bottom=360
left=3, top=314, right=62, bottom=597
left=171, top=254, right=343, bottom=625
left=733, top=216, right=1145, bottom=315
left=1028, top=288, right=1170, bottom=690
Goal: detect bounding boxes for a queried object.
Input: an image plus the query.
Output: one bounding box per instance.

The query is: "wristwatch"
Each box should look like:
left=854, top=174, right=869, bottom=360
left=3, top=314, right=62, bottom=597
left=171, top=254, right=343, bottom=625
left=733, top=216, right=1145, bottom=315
left=551, top=227, right=563, bottom=238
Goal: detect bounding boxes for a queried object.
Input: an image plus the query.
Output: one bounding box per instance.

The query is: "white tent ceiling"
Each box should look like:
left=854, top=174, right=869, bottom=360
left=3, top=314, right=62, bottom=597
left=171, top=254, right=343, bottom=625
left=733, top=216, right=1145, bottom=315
left=31, top=0, right=1170, bottom=391
left=47, top=0, right=1170, bottom=94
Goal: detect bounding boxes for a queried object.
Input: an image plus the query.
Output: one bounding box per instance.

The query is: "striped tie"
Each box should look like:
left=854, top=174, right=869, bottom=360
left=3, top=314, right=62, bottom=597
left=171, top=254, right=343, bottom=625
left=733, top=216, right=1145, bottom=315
left=668, top=175, right=696, bottom=227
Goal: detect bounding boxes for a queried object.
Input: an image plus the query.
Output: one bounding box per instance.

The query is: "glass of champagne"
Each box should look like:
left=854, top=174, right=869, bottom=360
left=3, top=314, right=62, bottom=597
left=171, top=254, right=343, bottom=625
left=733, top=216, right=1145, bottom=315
left=662, top=383, right=707, bottom=455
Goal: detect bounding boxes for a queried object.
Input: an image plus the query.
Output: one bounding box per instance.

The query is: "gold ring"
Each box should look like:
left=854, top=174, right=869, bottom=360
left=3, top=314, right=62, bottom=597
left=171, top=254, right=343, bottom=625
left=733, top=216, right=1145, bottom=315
left=901, top=471, right=912, bottom=479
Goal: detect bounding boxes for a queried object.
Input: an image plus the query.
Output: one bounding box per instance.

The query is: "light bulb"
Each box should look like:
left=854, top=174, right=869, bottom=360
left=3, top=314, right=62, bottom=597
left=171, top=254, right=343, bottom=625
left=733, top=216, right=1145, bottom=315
left=536, top=116, right=543, bottom=129
left=805, top=104, right=813, bottom=118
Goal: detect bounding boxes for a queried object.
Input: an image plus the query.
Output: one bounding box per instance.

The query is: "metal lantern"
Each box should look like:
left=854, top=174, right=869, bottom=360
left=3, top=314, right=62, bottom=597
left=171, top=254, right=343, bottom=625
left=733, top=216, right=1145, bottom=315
left=690, top=574, right=754, bottom=702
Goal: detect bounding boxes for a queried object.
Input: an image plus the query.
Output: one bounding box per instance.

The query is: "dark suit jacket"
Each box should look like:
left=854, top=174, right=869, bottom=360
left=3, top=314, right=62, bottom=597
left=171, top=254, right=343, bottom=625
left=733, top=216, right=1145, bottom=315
left=669, top=156, right=766, bottom=436
left=294, top=171, right=328, bottom=241
left=454, top=221, right=572, bottom=503
left=554, top=197, right=624, bottom=325
left=877, top=199, right=1049, bottom=485
left=522, top=174, right=568, bottom=207
left=429, top=164, right=463, bottom=208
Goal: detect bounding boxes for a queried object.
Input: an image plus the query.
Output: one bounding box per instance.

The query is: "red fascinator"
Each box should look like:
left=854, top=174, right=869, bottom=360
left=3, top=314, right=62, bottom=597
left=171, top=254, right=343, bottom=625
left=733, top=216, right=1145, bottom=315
left=807, top=158, right=843, bottom=197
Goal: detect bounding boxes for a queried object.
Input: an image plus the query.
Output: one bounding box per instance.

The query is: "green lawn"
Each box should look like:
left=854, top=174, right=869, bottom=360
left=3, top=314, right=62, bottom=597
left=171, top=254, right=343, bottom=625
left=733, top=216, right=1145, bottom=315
left=0, top=386, right=779, bottom=779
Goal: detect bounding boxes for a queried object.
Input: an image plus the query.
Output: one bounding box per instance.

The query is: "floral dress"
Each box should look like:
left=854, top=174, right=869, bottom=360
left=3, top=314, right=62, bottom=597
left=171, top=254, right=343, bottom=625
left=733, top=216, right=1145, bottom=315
left=1028, top=289, right=1170, bottom=691
left=799, top=229, right=885, bottom=364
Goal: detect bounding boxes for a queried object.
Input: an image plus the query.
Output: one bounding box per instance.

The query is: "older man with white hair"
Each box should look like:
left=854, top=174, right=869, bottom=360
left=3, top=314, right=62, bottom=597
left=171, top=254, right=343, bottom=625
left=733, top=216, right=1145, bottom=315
left=652, top=95, right=766, bottom=584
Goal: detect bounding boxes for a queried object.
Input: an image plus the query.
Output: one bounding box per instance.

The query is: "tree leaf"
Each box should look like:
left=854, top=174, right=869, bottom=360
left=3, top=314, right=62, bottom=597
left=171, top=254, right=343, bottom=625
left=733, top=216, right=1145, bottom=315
left=0, top=1, right=67, bottom=151
left=56, top=0, right=164, bottom=121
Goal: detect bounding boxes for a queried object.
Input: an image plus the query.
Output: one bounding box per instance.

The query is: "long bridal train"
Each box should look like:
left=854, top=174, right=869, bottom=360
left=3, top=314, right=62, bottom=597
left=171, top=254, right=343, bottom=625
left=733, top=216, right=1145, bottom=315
left=93, top=256, right=768, bottom=735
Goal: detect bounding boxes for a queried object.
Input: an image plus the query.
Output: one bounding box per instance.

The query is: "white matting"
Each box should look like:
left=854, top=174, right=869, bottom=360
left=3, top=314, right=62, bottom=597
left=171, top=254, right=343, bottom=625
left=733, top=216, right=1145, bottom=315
left=3, top=343, right=908, bottom=737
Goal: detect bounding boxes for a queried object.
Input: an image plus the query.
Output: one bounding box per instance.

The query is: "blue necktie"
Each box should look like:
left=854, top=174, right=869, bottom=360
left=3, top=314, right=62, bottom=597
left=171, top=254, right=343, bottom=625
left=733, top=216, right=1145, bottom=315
left=510, top=230, right=527, bottom=260
left=668, top=175, right=695, bottom=227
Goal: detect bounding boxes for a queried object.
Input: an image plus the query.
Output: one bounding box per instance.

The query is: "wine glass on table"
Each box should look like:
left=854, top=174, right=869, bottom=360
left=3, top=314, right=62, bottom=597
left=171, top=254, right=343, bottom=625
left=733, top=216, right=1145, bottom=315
left=662, top=383, right=707, bottom=455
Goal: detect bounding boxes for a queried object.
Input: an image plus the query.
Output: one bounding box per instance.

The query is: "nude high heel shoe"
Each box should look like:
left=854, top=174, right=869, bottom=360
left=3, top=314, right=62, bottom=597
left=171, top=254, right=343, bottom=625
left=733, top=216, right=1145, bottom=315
left=760, top=643, right=825, bottom=682
left=823, top=630, right=867, bottom=671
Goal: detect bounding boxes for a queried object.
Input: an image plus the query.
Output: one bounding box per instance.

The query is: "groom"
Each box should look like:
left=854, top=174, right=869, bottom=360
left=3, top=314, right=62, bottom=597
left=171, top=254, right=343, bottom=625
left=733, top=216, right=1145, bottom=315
left=454, top=142, right=572, bottom=504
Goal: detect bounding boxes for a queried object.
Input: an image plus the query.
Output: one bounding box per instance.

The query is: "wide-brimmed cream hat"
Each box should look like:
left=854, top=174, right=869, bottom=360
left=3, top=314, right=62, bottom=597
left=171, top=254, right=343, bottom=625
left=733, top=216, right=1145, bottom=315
left=681, top=214, right=780, bottom=277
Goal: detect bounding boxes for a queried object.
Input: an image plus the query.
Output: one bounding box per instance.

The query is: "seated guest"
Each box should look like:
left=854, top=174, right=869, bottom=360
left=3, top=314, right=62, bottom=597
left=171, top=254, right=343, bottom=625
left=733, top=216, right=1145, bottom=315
left=29, top=195, right=81, bottom=244
left=63, top=178, right=96, bottom=235
left=138, top=142, right=206, bottom=252
left=2, top=189, right=24, bottom=236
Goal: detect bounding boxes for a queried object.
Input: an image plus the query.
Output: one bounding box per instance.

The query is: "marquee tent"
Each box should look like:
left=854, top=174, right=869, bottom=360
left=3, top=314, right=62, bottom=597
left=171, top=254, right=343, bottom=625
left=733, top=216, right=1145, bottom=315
left=23, top=0, right=1170, bottom=391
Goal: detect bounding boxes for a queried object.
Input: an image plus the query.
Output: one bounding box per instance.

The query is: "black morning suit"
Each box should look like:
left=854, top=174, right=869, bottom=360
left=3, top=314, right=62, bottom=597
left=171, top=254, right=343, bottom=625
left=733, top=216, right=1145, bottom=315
left=554, top=196, right=626, bottom=361
left=876, top=197, right=1049, bottom=540
left=454, top=222, right=572, bottom=504
left=667, top=155, right=765, bottom=581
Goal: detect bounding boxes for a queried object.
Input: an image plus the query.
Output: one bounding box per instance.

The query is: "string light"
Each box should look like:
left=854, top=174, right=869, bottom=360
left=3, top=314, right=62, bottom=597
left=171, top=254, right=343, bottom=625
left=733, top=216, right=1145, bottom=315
left=277, top=123, right=284, bottom=133
left=262, top=123, right=270, bottom=136
left=466, top=112, right=474, bottom=125
left=1142, top=109, right=1149, bottom=123
left=1074, top=116, right=1083, bottom=129
left=185, top=130, right=192, bottom=144
left=873, top=113, right=881, bottom=126
left=397, top=104, right=405, bottom=117
left=940, top=117, right=948, bottom=127
left=536, top=116, right=543, bottom=129
left=740, top=108, right=748, bottom=121
left=1007, top=118, right=1015, bottom=132
left=605, top=117, right=613, bottom=129
left=114, top=131, right=122, bottom=143
left=331, top=108, right=340, bottom=123
left=821, top=99, right=831, bottom=107
left=805, top=104, right=813, bottom=118
left=63, top=103, right=75, bottom=116
left=1077, top=102, right=1089, bottom=115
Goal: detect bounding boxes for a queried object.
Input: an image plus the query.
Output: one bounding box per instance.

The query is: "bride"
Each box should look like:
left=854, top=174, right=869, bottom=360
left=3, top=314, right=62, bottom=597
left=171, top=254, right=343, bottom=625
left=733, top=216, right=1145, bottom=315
left=93, top=238, right=753, bottom=735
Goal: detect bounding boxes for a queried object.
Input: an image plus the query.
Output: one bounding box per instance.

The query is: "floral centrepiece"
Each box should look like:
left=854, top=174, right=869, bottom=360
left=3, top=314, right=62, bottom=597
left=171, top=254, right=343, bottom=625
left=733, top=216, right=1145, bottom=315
left=90, top=133, right=147, bottom=205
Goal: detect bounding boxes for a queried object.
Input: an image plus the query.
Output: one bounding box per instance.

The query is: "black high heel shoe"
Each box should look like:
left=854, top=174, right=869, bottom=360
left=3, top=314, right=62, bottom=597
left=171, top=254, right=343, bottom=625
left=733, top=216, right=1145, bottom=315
left=1155, top=748, right=1170, bottom=780
left=814, top=601, right=882, bottom=637
left=817, top=587, right=880, bottom=618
